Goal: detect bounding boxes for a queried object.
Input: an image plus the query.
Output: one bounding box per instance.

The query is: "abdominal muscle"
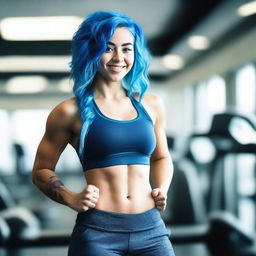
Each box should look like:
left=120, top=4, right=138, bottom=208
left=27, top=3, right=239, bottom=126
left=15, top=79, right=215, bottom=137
left=84, top=164, right=155, bottom=214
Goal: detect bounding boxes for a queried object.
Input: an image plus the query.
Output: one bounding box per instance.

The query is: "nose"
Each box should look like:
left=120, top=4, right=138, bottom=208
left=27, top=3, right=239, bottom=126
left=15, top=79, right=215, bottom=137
left=112, top=49, right=123, bottom=62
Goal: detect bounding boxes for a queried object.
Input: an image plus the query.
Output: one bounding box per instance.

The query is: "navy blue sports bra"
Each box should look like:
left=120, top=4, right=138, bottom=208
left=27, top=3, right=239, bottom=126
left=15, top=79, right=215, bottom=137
left=78, top=96, right=156, bottom=171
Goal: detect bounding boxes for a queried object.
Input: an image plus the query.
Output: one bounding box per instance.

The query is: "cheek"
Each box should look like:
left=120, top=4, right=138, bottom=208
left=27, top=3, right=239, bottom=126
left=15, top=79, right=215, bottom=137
left=97, top=61, right=104, bottom=74
left=98, top=55, right=110, bottom=73
left=100, top=55, right=109, bottom=66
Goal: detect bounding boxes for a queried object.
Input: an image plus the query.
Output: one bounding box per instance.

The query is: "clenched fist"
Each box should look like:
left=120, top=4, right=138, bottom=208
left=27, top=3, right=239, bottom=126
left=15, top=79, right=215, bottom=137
left=69, top=184, right=100, bottom=212
left=151, top=188, right=167, bottom=211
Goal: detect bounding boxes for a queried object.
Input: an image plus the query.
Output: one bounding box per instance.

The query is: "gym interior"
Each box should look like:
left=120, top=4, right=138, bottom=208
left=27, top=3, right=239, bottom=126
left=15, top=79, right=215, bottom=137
left=0, top=0, right=256, bottom=255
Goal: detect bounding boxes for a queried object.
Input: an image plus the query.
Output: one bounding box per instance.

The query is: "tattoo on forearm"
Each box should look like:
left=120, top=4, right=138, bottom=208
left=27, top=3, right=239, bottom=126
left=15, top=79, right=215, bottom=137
left=47, top=176, right=65, bottom=203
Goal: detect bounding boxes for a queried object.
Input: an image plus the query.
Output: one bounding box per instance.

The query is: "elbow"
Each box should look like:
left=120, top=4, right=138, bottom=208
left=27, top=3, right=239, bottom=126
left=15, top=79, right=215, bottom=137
left=150, top=155, right=173, bottom=169
left=150, top=154, right=172, bottom=164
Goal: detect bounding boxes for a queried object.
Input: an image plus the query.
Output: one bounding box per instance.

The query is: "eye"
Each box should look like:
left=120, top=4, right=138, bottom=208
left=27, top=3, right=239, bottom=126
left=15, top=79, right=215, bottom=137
left=122, top=47, right=133, bottom=52
left=105, top=46, right=114, bottom=52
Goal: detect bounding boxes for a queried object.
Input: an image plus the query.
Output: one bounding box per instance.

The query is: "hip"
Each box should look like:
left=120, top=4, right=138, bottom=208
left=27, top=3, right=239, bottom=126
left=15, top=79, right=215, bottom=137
left=75, top=207, right=164, bottom=232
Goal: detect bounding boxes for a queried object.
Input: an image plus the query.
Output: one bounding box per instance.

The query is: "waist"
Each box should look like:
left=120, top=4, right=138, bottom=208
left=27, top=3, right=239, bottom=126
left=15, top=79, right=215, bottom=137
left=84, top=164, right=155, bottom=212
left=76, top=208, right=163, bottom=232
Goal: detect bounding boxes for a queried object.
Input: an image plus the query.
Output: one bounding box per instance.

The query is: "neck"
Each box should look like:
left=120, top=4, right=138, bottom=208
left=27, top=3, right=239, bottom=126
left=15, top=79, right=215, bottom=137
left=92, top=76, right=127, bottom=100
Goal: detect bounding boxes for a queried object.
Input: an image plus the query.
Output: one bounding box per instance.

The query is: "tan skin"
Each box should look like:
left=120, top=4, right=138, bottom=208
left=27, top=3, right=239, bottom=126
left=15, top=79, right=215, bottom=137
left=32, top=27, right=173, bottom=214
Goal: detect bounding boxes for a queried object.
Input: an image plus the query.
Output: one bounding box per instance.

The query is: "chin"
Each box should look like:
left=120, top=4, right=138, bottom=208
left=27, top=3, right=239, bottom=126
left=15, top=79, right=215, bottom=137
left=109, top=77, right=124, bottom=83
left=108, top=74, right=127, bottom=82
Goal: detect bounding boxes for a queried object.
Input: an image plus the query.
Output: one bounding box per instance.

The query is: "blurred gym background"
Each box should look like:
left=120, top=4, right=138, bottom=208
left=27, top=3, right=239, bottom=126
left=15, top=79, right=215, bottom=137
left=0, top=0, right=255, bottom=255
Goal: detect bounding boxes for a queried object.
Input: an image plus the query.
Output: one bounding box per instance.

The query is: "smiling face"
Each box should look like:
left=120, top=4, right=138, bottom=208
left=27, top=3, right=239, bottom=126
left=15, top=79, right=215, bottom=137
left=97, top=27, right=135, bottom=83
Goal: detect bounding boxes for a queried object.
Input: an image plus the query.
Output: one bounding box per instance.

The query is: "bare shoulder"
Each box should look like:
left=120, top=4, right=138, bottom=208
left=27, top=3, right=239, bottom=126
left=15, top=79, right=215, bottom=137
left=142, top=93, right=162, bottom=105
left=142, top=93, right=165, bottom=114
left=133, top=93, right=162, bottom=106
left=46, top=97, right=79, bottom=131
left=142, top=93, right=166, bottom=126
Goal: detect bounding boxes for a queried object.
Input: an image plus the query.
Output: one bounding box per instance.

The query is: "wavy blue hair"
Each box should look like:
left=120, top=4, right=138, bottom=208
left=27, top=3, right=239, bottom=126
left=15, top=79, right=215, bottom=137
left=70, top=10, right=151, bottom=159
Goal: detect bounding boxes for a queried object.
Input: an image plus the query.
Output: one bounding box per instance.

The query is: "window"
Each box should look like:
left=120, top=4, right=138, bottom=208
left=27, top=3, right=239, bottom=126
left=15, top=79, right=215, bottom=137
left=10, top=110, right=50, bottom=173
left=0, top=110, right=15, bottom=174
left=235, top=63, right=256, bottom=229
left=235, top=63, right=256, bottom=113
left=195, top=75, right=226, bottom=131
left=206, top=76, right=226, bottom=115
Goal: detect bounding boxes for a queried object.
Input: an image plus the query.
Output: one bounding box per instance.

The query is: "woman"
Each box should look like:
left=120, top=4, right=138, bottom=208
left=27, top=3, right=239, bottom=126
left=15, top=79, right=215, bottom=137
left=32, top=10, right=175, bottom=256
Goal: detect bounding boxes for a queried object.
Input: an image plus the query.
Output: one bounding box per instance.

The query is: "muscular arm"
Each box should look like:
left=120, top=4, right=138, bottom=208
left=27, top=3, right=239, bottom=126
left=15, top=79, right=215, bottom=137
left=32, top=100, right=99, bottom=212
left=148, top=95, right=174, bottom=210
left=32, top=101, right=75, bottom=206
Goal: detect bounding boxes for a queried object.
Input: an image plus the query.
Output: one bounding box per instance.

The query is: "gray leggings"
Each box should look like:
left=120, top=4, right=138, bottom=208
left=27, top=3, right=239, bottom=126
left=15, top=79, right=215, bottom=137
left=68, top=208, right=175, bottom=256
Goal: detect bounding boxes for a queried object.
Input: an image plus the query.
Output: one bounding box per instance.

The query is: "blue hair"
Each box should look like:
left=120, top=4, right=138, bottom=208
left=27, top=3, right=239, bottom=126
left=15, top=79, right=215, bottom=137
left=70, top=10, right=151, bottom=159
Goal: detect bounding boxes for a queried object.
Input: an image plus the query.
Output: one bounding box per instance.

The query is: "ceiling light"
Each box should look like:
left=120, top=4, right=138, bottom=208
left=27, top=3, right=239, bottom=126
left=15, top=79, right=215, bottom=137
left=0, top=16, right=83, bottom=41
left=237, top=1, right=256, bottom=17
left=5, top=76, right=47, bottom=94
left=187, top=35, right=210, bottom=50
left=0, top=56, right=71, bottom=72
left=162, top=54, right=185, bottom=70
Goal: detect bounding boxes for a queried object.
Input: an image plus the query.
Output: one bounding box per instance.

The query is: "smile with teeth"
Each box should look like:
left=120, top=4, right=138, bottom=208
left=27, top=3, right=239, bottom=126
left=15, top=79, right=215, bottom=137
left=107, top=64, right=126, bottom=73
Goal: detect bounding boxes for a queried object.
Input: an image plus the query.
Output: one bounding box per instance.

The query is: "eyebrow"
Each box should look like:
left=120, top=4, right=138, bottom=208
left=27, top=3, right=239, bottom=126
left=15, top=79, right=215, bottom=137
left=107, top=42, right=133, bottom=47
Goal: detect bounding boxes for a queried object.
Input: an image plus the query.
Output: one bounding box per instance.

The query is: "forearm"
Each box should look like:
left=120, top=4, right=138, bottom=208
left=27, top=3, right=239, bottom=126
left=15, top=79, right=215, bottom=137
left=32, top=168, right=74, bottom=206
left=150, top=155, right=174, bottom=195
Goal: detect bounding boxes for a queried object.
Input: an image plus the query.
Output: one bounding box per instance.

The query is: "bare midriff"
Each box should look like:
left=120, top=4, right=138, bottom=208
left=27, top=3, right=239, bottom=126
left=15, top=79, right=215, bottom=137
left=84, top=164, right=155, bottom=214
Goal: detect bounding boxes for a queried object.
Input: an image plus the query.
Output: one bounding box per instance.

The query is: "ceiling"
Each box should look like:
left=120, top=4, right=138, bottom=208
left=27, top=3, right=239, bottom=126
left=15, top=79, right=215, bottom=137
left=0, top=0, right=255, bottom=82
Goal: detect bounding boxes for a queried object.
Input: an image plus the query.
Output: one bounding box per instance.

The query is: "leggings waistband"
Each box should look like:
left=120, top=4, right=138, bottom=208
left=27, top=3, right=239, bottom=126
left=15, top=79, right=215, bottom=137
left=76, top=208, right=163, bottom=232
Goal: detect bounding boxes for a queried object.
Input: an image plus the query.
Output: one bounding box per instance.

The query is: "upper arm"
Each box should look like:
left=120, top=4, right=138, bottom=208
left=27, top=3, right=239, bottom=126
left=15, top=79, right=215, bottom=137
left=145, top=94, right=170, bottom=162
left=32, top=101, right=75, bottom=172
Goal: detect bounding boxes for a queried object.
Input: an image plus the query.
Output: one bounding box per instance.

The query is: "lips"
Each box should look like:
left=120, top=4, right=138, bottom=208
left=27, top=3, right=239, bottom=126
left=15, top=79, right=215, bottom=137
left=107, top=64, right=126, bottom=73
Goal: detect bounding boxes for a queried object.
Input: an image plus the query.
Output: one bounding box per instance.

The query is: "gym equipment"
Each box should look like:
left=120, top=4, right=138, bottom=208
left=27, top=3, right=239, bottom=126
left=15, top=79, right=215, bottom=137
left=166, top=159, right=207, bottom=225
left=170, top=211, right=256, bottom=256
left=164, top=111, right=256, bottom=255
left=0, top=217, right=10, bottom=244
left=0, top=207, right=40, bottom=241
left=0, top=180, right=16, bottom=210
left=13, top=143, right=26, bottom=177
left=0, top=172, right=59, bottom=228
left=183, top=112, right=256, bottom=214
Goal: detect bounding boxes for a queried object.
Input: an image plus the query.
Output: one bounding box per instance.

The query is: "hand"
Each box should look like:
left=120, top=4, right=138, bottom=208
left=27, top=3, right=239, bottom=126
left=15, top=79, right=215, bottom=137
left=151, top=188, right=167, bottom=211
left=69, top=184, right=99, bottom=212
